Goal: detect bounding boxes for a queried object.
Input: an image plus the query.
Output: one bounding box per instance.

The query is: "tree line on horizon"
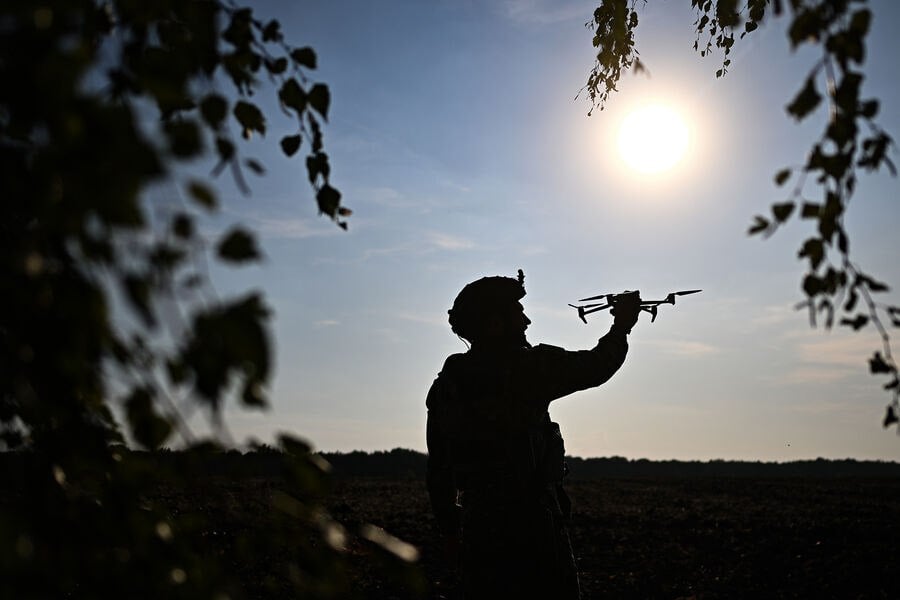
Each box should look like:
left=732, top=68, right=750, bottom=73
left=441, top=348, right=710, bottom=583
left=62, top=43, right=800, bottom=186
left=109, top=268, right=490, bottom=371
left=4, top=446, right=897, bottom=480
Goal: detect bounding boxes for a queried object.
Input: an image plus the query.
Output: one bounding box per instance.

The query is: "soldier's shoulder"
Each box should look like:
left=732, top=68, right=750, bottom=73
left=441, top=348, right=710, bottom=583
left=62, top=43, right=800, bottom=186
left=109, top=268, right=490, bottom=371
left=439, top=352, right=469, bottom=374
left=518, top=343, right=569, bottom=370
left=527, top=343, right=567, bottom=356
left=427, top=353, right=467, bottom=409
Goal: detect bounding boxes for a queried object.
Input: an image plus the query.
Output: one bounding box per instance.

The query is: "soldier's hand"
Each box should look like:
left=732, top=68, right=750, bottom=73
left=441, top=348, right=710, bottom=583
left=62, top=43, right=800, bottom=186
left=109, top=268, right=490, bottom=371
left=611, top=291, right=641, bottom=332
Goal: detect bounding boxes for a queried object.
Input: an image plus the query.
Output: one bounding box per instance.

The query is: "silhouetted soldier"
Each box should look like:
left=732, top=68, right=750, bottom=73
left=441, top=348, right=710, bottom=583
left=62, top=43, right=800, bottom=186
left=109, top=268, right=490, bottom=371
left=426, top=271, right=640, bottom=600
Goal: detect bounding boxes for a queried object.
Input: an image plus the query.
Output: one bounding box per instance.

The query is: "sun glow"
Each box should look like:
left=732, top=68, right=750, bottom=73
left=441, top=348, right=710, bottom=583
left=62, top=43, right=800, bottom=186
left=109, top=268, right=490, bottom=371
left=617, top=105, right=690, bottom=174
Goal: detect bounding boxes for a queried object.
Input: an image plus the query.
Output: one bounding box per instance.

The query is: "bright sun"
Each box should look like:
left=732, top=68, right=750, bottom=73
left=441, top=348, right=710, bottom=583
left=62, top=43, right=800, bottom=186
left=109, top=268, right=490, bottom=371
left=617, top=105, right=689, bottom=174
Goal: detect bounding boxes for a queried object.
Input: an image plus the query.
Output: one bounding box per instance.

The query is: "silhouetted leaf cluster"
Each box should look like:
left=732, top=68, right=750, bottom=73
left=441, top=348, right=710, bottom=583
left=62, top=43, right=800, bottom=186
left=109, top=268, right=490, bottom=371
left=584, top=0, right=899, bottom=431
left=0, top=440, right=424, bottom=599
left=581, top=0, right=646, bottom=114
left=0, top=1, right=411, bottom=598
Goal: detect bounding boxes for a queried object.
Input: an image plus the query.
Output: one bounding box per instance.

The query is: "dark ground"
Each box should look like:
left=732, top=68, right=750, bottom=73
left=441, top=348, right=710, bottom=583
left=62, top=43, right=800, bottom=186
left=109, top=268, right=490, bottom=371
left=327, top=476, right=900, bottom=599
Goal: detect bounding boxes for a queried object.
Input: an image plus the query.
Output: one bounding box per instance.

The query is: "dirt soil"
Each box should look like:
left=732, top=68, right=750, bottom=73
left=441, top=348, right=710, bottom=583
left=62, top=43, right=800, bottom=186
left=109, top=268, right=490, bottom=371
left=327, top=476, right=900, bottom=599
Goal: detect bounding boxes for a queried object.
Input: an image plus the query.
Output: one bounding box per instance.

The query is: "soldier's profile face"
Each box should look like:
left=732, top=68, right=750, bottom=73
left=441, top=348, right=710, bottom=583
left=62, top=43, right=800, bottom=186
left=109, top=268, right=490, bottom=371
left=505, top=301, right=530, bottom=345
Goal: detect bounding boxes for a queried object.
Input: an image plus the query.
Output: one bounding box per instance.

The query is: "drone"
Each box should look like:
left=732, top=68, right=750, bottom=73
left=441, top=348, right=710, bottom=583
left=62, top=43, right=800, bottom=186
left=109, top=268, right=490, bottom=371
left=569, top=289, right=702, bottom=324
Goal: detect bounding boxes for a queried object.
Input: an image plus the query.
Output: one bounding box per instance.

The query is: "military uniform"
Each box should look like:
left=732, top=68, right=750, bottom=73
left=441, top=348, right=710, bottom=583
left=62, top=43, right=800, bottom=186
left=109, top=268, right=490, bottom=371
left=426, top=329, right=629, bottom=599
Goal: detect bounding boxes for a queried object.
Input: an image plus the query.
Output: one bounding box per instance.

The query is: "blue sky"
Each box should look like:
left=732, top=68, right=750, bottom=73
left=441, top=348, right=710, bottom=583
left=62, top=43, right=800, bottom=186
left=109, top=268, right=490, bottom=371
left=181, top=0, right=900, bottom=460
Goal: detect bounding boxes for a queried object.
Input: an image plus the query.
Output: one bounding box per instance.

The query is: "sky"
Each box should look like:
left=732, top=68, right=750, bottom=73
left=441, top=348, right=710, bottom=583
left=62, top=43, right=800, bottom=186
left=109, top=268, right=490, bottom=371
left=173, top=0, right=900, bottom=461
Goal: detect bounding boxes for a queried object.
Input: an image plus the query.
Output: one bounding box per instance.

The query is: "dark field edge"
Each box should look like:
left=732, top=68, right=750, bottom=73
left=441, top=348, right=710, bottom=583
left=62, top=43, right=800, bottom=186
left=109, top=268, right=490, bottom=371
left=3, top=447, right=900, bottom=480
left=5, top=447, right=900, bottom=598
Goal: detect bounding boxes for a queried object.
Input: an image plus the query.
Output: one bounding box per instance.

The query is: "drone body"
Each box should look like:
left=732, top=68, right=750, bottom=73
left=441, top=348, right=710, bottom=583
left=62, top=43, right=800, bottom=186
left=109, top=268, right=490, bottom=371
left=569, top=289, right=702, bottom=324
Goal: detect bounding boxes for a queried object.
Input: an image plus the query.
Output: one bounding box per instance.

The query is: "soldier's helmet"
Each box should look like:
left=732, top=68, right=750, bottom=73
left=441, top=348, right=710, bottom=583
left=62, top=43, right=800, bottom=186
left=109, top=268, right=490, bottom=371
left=448, top=270, right=526, bottom=343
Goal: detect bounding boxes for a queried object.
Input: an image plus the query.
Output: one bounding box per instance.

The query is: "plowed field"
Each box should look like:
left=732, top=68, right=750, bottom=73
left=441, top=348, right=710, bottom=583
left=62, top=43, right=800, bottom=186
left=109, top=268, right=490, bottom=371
left=328, top=477, right=900, bottom=599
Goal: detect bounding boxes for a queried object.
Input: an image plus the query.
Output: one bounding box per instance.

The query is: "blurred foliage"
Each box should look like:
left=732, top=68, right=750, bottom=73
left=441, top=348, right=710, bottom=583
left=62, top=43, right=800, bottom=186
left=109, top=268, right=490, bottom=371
left=584, top=0, right=899, bottom=431
left=0, top=1, right=419, bottom=598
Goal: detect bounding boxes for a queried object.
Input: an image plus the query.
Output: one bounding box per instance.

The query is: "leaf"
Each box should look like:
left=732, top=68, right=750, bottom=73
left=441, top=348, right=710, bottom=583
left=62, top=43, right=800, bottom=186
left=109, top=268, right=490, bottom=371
left=859, top=99, right=879, bottom=119
left=859, top=274, right=890, bottom=293
left=870, top=351, right=893, bottom=374
left=868, top=279, right=890, bottom=293
left=244, top=158, right=265, bottom=175
left=291, top=46, right=317, bottom=69
left=187, top=181, right=217, bottom=210
left=839, top=315, right=868, bottom=331
left=199, top=94, right=228, bottom=127
left=172, top=214, right=193, bottom=239
left=774, top=168, right=791, bottom=186
left=800, top=202, right=820, bottom=219
left=802, top=274, right=822, bottom=297
left=181, top=293, right=271, bottom=406
left=308, top=114, right=323, bottom=152
left=748, top=215, right=769, bottom=235
left=164, top=120, right=202, bottom=157
left=826, top=116, right=857, bottom=149
left=125, top=387, right=172, bottom=450
left=262, top=19, right=281, bottom=42
left=123, top=274, right=155, bottom=327
left=788, top=8, right=824, bottom=47
left=306, top=152, right=330, bottom=184
left=772, top=202, right=794, bottom=223
left=798, top=238, right=824, bottom=270
left=888, top=306, right=900, bottom=327
left=233, top=101, right=266, bottom=136
left=308, top=84, right=330, bottom=120
left=279, top=433, right=312, bottom=457
left=266, top=57, right=288, bottom=75
left=278, top=78, right=306, bottom=114
left=844, top=289, right=858, bottom=312
left=316, top=184, right=341, bottom=218
left=150, top=243, right=186, bottom=271
left=280, top=134, right=301, bottom=157
left=786, top=76, right=822, bottom=121
left=834, top=72, right=862, bottom=114
left=849, top=7, right=871, bottom=33
left=217, top=228, right=262, bottom=263
left=242, top=381, right=266, bottom=408
left=166, top=358, right=188, bottom=385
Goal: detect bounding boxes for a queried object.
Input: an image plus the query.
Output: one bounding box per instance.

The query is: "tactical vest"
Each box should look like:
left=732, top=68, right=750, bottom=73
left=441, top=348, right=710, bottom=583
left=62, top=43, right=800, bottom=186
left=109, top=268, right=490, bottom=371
left=435, top=350, right=568, bottom=493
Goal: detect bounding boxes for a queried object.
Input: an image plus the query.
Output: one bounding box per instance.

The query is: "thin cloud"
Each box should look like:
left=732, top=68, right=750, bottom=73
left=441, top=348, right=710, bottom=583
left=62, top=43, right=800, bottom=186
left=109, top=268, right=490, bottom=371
left=427, top=232, right=476, bottom=251
left=794, top=333, right=877, bottom=369
left=362, top=243, right=415, bottom=260
left=393, top=311, right=447, bottom=327
left=780, top=366, right=858, bottom=385
left=750, top=304, right=801, bottom=327
left=313, top=319, right=341, bottom=328
left=363, top=186, right=421, bottom=209
left=500, top=0, right=587, bottom=25
left=261, top=218, right=337, bottom=239
left=648, top=339, right=720, bottom=357
left=228, top=212, right=339, bottom=241
left=770, top=330, right=878, bottom=385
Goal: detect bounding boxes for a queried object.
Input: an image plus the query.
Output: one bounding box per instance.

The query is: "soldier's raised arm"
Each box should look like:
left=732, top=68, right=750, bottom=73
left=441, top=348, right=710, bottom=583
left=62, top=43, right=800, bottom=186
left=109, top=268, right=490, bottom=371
left=521, top=291, right=641, bottom=404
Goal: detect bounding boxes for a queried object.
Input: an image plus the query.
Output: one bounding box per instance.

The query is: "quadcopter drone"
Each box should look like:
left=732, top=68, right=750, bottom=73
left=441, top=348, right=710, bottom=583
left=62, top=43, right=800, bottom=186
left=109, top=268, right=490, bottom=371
left=569, top=289, right=702, bottom=324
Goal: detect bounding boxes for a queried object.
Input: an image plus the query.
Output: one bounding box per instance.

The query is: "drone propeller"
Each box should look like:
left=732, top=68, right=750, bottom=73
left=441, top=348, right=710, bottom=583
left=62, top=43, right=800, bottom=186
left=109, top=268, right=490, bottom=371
left=664, top=289, right=701, bottom=304
left=577, top=292, right=617, bottom=302
left=570, top=289, right=701, bottom=324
